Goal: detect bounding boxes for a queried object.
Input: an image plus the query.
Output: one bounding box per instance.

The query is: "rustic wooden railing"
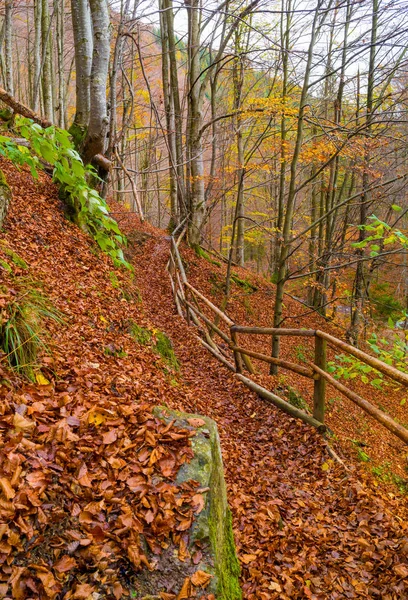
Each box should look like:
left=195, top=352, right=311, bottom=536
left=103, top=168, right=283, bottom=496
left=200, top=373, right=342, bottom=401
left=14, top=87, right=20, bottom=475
left=167, top=233, right=408, bottom=446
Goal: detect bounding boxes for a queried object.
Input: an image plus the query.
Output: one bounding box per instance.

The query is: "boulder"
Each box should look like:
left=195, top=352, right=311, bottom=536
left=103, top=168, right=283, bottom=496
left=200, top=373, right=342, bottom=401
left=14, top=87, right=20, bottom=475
left=133, top=407, right=242, bottom=600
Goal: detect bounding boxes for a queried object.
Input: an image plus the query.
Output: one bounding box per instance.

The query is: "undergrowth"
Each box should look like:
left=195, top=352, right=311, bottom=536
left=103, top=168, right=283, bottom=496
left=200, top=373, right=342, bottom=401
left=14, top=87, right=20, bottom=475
left=129, top=323, right=179, bottom=370
left=0, top=278, right=63, bottom=380
left=0, top=117, right=130, bottom=269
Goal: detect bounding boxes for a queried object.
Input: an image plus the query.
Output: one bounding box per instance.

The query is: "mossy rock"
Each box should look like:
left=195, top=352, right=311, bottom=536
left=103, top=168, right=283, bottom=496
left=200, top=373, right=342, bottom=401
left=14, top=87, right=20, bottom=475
left=152, top=407, right=242, bottom=600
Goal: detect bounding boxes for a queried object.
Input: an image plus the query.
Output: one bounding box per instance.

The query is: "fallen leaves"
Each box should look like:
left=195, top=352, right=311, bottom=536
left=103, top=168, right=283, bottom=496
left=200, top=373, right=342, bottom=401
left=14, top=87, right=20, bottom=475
left=1, top=158, right=408, bottom=600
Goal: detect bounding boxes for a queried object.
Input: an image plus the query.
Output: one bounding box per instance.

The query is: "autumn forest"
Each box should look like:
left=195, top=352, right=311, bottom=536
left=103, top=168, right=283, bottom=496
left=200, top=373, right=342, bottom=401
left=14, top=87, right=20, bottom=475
left=0, top=0, right=408, bottom=599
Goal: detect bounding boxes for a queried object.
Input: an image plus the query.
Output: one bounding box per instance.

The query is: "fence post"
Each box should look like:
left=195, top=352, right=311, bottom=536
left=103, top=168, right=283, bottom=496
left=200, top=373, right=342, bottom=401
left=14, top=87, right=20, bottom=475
left=230, top=327, right=243, bottom=374
left=313, top=335, right=327, bottom=423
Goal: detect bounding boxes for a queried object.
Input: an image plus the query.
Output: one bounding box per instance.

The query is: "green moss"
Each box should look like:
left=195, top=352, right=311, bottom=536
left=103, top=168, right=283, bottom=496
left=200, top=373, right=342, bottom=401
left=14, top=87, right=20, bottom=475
left=68, top=121, right=87, bottom=151
left=155, top=408, right=242, bottom=600
left=0, top=242, right=28, bottom=269
left=287, top=386, right=309, bottom=412
left=0, top=169, right=10, bottom=189
left=154, top=331, right=179, bottom=371
left=231, top=273, right=257, bottom=293
left=0, top=258, right=12, bottom=273
left=195, top=245, right=221, bottom=267
left=129, top=322, right=152, bottom=345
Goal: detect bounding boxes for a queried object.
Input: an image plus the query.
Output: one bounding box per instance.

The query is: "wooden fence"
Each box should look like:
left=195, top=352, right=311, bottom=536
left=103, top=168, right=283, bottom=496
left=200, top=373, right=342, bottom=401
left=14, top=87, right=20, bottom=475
left=167, top=233, right=408, bottom=446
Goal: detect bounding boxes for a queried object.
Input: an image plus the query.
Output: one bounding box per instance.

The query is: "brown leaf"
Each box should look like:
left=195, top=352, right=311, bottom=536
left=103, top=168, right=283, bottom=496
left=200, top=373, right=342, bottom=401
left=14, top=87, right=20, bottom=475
left=73, top=583, right=95, bottom=599
left=191, top=493, right=205, bottom=515
left=240, top=553, right=257, bottom=564
left=187, top=418, right=206, bottom=428
left=177, top=577, right=192, bottom=600
left=102, top=429, right=118, bottom=445
left=0, top=477, right=15, bottom=500
left=113, top=581, right=124, bottom=599
left=54, top=555, right=77, bottom=573
left=13, top=413, right=35, bottom=431
left=191, top=570, right=213, bottom=588
left=394, top=564, right=408, bottom=578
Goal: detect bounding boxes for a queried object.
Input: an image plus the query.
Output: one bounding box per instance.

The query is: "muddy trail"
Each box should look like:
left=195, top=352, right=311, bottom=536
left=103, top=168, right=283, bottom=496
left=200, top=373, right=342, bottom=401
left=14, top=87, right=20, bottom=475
left=120, top=220, right=408, bottom=600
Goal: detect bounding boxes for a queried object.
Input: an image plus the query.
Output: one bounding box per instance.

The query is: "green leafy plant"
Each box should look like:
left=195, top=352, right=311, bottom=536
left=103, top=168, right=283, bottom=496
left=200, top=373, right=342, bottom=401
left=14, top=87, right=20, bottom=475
left=0, top=279, right=63, bottom=380
left=370, top=282, right=403, bottom=320
left=352, top=209, right=408, bottom=257
left=328, top=353, right=384, bottom=389
left=0, top=117, right=130, bottom=269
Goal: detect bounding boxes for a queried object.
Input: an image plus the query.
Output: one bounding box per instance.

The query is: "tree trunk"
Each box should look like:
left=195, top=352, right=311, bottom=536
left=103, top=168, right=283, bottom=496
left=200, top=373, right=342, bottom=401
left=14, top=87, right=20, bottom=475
left=187, top=0, right=205, bottom=246
left=70, top=0, right=93, bottom=142
left=41, top=0, right=54, bottom=122
left=82, top=0, right=110, bottom=166
left=4, top=0, right=13, bottom=97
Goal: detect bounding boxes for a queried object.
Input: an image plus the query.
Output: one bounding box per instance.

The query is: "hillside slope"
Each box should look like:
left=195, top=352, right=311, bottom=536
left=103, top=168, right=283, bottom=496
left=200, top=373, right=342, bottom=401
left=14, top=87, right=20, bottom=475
left=0, top=160, right=407, bottom=599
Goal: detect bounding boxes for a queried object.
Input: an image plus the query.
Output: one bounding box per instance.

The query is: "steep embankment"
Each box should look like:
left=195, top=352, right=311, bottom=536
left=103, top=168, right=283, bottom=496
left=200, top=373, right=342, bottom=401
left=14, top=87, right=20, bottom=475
left=117, top=213, right=408, bottom=599
left=1, top=159, right=407, bottom=599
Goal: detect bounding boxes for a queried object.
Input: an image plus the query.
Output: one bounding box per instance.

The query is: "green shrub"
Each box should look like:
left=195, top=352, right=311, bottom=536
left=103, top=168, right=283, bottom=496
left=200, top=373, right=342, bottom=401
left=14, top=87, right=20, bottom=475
left=370, top=283, right=402, bottom=320
left=0, top=117, right=130, bottom=269
left=0, top=279, right=63, bottom=380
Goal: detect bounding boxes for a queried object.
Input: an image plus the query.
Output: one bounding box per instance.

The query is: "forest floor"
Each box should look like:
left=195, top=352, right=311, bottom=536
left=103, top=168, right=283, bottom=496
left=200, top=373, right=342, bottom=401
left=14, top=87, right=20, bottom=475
left=0, top=159, right=407, bottom=600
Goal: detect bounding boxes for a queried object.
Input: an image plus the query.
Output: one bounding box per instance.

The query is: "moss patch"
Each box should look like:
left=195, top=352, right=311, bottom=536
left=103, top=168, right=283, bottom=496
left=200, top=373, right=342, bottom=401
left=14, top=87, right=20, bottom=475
left=154, top=331, right=179, bottom=371
left=154, top=407, right=242, bottom=600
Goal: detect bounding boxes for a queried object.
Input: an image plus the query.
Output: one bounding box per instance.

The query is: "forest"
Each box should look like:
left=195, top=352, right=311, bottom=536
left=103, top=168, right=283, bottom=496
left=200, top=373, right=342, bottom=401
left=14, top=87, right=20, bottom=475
left=0, top=0, right=408, bottom=599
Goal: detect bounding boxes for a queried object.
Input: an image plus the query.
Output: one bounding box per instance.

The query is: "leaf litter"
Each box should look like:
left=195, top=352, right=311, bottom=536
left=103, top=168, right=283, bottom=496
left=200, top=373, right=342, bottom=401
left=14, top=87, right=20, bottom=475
left=0, top=158, right=407, bottom=599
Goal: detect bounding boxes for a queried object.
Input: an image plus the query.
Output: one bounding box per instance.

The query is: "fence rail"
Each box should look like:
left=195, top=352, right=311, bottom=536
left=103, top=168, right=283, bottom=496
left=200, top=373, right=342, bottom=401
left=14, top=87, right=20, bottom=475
left=167, top=232, right=408, bottom=446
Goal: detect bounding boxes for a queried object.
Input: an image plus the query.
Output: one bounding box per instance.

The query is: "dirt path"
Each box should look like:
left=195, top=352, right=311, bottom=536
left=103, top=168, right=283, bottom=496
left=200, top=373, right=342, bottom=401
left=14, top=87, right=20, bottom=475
left=127, top=227, right=408, bottom=600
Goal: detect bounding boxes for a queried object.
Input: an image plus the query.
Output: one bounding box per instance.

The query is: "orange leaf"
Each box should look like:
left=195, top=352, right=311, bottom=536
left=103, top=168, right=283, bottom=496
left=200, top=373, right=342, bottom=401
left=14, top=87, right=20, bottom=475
left=113, top=581, right=124, bottom=599
left=191, top=570, right=213, bottom=588
left=240, top=553, right=257, bottom=564
left=177, top=577, right=192, bottom=600
left=73, top=583, right=95, bottom=599
left=187, top=418, right=206, bottom=428
left=54, top=555, right=77, bottom=573
left=102, top=429, right=117, bottom=445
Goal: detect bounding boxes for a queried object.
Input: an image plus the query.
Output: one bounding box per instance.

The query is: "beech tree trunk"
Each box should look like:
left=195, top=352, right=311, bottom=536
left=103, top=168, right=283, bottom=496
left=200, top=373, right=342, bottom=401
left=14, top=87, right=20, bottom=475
left=82, top=0, right=110, bottom=165
left=4, top=0, right=13, bottom=97
left=41, top=0, right=54, bottom=122
left=70, top=0, right=93, bottom=140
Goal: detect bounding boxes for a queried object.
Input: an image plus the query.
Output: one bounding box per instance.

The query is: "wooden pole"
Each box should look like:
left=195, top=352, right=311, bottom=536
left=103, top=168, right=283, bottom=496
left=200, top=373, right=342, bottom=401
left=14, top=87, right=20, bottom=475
left=232, top=325, right=316, bottom=337
left=232, top=346, right=314, bottom=379
left=236, top=374, right=326, bottom=432
left=230, top=328, right=243, bottom=373
left=313, top=336, right=327, bottom=423
left=316, top=330, right=408, bottom=387
left=312, top=363, right=408, bottom=445
left=185, top=281, right=234, bottom=326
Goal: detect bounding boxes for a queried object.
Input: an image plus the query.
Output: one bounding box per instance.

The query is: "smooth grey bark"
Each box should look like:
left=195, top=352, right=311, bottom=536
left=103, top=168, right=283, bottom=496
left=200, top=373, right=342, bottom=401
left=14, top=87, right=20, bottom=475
left=4, top=0, right=13, bottom=96
left=56, top=0, right=65, bottom=127
left=41, top=0, right=54, bottom=122
left=186, top=0, right=205, bottom=246
left=159, top=0, right=177, bottom=225
left=71, top=0, right=93, bottom=133
left=107, top=0, right=131, bottom=159
left=349, top=0, right=378, bottom=344
left=82, top=0, right=111, bottom=165
left=164, top=0, right=185, bottom=221
left=185, top=0, right=261, bottom=245
left=32, top=0, right=42, bottom=111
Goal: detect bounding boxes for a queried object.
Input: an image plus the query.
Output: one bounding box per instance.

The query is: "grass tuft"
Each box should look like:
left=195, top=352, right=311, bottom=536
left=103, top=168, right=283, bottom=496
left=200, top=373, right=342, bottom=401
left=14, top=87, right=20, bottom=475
left=0, top=279, right=63, bottom=380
